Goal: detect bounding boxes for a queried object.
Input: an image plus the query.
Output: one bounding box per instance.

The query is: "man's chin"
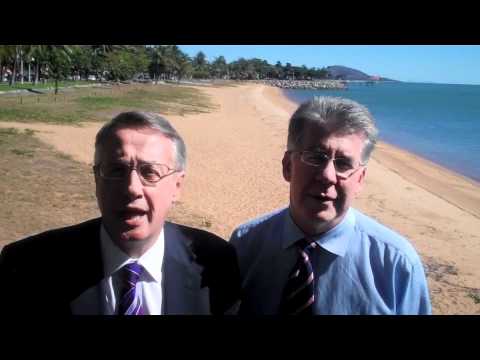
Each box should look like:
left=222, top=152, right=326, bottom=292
left=314, top=210, right=335, bottom=222
left=306, top=203, right=336, bottom=222
left=119, top=229, right=150, bottom=242
left=302, top=208, right=339, bottom=234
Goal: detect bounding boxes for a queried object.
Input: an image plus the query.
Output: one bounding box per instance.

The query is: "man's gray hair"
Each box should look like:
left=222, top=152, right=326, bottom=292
left=94, top=111, right=186, bottom=170
left=287, top=96, right=379, bottom=163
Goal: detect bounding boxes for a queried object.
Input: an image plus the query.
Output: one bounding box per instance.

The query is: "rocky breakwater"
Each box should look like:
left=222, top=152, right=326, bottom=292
left=258, top=79, right=347, bottom=90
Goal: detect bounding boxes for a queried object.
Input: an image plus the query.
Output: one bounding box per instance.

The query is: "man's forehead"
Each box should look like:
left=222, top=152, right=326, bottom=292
left=100, top=128, right=173, bottom=155
left=303, top=130, right=366, bottom=156
left=303, top=127, right=365, bottom=144
left=113, top=126, right=166, bottom=138
left=103, top=127, right=170, bottom=146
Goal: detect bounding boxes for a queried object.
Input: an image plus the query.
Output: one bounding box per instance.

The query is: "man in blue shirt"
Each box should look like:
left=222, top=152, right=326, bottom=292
left=230, top=96, right=431, bottom=315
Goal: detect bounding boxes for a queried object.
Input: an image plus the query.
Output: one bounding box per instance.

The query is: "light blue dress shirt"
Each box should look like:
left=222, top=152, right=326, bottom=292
left=230, top=207, right=432, bottom=315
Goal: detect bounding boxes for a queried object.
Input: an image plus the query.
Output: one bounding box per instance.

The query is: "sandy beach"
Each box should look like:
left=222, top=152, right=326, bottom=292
left=2, top=83, right=479, bottom=314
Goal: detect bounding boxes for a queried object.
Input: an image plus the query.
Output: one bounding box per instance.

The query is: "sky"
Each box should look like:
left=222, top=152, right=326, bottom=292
left=178, top=45, right=480, bottom=85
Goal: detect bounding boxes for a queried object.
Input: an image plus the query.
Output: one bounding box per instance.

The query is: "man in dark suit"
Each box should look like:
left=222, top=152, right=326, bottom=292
left=0, top=111, right=241, bottom=315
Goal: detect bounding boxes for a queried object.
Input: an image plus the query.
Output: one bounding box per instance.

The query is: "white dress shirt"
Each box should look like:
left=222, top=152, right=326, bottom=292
left=71, top=225, right=164, bottom=315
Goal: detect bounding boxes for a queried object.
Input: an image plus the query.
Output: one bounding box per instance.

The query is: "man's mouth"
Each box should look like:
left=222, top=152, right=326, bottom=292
left=308, top=193, right=335, bottom=202
left=118, top=208, right=148, bottom=224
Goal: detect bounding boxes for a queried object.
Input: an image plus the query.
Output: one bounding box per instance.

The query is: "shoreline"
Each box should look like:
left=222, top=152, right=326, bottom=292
left=264, top=85, right=480, bottom=219
left=370, top=142, right=480, bottom=219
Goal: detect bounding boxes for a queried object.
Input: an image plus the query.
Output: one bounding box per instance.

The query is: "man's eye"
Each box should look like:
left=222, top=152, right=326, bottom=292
left=140, top=166, right=160, bottom=180
left=106, top=164, right=127, bottom=177
left=334, top=159, right=353, bottom=171
left=307, top=153, right=327, bottom=163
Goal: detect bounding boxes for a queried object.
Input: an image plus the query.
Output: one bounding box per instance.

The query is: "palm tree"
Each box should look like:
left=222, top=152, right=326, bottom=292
left=30, top=45, right=49, bottom=84
left=90, top=45, right=110, bottom=81
left=42, top=45, right=73, bottom=94
left=191, top=51, right=210, bottom=79
left=90, top=45, right=134, bottom=81
left=163, top=45, right=189, bottom=80
left=160, top=45, right=176, bottom=80
left=17, top=45, right=36, bottom=84
left=211, top=56, right=228, bottom=79
left=3, top=45, right=20, bottom=86
left=0, top=45, right=11, bottom=83
left=149, top=45, right=170, bottom=83
left=176, top=52, right=192, bottom=81
left=69, top=45, right=91, bottom=80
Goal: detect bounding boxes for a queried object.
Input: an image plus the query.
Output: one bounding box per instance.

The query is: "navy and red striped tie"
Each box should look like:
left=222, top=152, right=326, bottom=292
left=280, top=238, right=318, bottom=315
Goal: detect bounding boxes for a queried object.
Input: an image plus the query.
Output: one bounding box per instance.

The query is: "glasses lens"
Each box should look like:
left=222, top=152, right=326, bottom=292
left=139, top=163, right=167, bottom=183
left=302, top=152, right=329, bottom=166
left=301, top=151, right=357, bottom=177
left=98, top=162, right=174, bottom=184
left=101, top=163, right=128, bottom=179
left=333, top=158, right=354, bottom=175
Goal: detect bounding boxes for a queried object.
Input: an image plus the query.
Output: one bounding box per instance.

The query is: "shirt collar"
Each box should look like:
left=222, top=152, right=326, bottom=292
left=282, top=210, right=306, bottom=249
left=282, top=207, right=356, bottom=257
left=100, top=225, right=164, bottom=282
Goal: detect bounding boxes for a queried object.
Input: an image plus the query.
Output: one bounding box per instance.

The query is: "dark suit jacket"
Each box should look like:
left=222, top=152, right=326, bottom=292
left=0, top=218, right=241, bottom=315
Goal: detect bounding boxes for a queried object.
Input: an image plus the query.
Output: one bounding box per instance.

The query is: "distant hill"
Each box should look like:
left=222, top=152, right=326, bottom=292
left=325, top=65, right=396, bottom=81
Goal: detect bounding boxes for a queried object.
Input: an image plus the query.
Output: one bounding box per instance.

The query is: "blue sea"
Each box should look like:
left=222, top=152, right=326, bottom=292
left=283, top=82, right=480, bottom=182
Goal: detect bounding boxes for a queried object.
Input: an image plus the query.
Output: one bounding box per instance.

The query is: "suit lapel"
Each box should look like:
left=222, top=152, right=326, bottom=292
left=66, top=218, right=104, bottom=314
left=162, top=222, right=210, bottom=314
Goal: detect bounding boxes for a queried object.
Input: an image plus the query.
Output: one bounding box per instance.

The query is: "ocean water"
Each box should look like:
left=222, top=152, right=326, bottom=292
left=283, top=82, right=480, bottom=182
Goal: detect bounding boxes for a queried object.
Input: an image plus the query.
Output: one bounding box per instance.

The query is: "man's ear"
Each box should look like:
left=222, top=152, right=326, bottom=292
left=282, top=152, right=292, bottom=182
left=354, top=166, right=367, bottom=196
left=172, top=171, right=185, bottom=202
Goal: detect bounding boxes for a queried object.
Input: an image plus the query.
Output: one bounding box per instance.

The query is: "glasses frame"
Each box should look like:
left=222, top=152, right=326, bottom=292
left=93, top=161, right=179, bottom=186
left=288, top=150, right=365, bottom=180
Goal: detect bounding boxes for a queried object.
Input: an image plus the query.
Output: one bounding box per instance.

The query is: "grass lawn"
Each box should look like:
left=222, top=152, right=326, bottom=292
left=0, top=83, right=217, bottom=124
left=0, top=80, right=95, bottom=92
left=0, top=127, right=100, bottom=245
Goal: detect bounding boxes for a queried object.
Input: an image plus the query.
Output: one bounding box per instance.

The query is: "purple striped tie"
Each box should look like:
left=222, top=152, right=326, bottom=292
left=280, top=238, right=318, bottom=315
left=118, top=262, right=145, bottom=315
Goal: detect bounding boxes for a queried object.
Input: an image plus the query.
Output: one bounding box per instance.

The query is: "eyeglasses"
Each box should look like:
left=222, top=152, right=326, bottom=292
left=289, top=150, right=365, bottom=180
left=94, top=161, right=179, bottom=186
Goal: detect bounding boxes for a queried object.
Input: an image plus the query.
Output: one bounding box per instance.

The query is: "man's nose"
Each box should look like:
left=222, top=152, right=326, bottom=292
left=126, top=169, right=144, bottom=199
left=314, top=159, right=337, bottom=184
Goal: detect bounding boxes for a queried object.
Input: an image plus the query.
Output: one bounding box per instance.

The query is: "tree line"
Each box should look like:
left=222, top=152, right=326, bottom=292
left=0, top=45, right=330, bottom=93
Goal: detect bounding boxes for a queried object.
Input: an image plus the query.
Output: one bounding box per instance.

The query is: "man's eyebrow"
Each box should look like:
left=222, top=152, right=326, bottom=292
left=103, top=159, right=130, bottom=165
left=307, top=145, right=328, bottom=152
left=307, top=147, right=355, bottom=159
